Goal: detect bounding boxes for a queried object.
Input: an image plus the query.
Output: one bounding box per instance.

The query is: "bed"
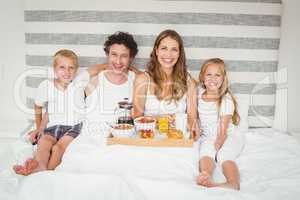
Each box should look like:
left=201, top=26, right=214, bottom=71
left=1, top=125, right=300, bottom=200
left=2, top=0, right=297, bottom=199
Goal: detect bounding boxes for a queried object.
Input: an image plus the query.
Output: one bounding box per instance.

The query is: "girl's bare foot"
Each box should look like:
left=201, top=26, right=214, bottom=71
left=197, top=172, right=239, bottom=190
left=196, top=171, right=219, bottom=187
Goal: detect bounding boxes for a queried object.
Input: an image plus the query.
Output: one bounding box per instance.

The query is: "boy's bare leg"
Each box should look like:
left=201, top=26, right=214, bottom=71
left=47, top=135, right=74, bottom=170
left=32, top=134, right=57, bottom=171
left=197, top=156, right=218, bottom=187
left=13, top=134, right=56, bottom=175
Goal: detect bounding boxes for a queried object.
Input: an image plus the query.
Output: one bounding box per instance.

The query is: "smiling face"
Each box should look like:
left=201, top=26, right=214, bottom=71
left=203, top=64, right=224, bottom=93
left=53, top=56, right=78, bottom=85
left=155, top=36, right=180, bottom=71
left=107, top=43, right=131, bottom=74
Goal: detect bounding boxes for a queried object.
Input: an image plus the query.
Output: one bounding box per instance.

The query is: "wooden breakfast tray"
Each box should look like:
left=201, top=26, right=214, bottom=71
left=107, top=134, right=194, bottom=147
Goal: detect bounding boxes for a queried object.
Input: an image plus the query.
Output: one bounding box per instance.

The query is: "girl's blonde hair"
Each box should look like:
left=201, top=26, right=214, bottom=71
left=199, top=58, right=240, bottom=125
left=147, top=29, right=188, bottom=102
left=53, top=49, right=79, bottom=68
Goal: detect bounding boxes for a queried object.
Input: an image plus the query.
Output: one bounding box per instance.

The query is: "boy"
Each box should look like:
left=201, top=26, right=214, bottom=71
left=13, top=49, right=84, bottom=175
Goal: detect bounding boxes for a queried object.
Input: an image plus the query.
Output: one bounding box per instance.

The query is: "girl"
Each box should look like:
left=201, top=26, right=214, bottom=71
left=133, top=29, right=199, bottom=138
left=196, top=58, right=245, bottom=190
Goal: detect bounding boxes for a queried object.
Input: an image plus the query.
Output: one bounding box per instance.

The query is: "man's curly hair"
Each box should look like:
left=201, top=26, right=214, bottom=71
left=103, top=31, right=138, bottom=58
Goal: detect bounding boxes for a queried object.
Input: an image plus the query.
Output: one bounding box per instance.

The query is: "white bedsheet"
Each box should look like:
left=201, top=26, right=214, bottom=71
left=1, top=127, right=300, bottom=200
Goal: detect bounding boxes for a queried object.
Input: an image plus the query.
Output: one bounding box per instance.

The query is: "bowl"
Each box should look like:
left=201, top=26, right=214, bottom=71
left=111, top=124, right=135, bottom=138
left=134, top=116, right=156, bottom=132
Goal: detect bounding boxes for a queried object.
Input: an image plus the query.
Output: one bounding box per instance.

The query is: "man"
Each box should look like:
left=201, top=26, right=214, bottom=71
left=83, top=32, right=140, bottom=134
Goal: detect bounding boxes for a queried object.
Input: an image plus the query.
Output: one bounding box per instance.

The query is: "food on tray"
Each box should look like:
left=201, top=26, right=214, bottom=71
left=111, top=124, right=135, bottom=138
left=167, top=128, right=183, bottom=139
left=113, top=124, right=133, bottom=130
left=139, top=129, right=154, bottom=139
left=134, top=116, right=156, bottom=132
left=136, top=116, right=155, bottom=123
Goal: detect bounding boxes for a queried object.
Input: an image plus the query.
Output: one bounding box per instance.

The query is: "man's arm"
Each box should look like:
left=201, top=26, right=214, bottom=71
left=87, top=64, right=108, bottom=78
left=87, top=63, right=142, bottom=78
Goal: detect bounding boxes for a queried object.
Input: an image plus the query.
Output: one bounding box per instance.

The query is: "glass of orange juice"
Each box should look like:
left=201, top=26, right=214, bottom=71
left=157, top=115, right=169, bottom=134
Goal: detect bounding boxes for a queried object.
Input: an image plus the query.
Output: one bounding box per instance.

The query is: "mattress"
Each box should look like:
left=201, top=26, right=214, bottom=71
left=1, top=126, right=300, bottom=200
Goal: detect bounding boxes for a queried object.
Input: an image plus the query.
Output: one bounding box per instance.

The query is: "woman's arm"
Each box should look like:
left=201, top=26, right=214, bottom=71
left=132, top=73, right=148, bottom=118
left=186, top=78, right=200, bottom=140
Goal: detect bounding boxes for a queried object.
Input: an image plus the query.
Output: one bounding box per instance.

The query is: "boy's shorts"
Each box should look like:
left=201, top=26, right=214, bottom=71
left=43, top=122, right=83, bottom=140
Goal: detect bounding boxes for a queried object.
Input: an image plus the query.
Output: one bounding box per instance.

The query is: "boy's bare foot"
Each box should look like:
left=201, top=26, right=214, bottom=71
left=24, top=158, right=42, bottom=175
left=196, top=171, right=219, bottom=187
left=13, top=158, right=42, bottom=176
left=13, top=165, right=28, bottom=175
left=25, top=158, right=39, bottom=171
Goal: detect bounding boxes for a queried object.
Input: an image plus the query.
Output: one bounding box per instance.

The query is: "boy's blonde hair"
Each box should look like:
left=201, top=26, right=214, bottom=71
left=53, top=49, right=79, bottom=68
left=199, top=58, right=240, bottom=125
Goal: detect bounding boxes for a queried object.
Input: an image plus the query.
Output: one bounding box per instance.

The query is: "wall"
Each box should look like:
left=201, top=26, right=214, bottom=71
left=278, top=0, right=300, bottom=133
left=0, top=0, right=27, bottom=123
left=24, top=0, right=281, bottom=128
left=0, top=0, right=299, bottom=135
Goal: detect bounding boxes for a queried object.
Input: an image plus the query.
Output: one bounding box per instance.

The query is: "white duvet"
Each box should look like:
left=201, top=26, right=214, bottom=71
left=1, top=128, right=300, bottom=200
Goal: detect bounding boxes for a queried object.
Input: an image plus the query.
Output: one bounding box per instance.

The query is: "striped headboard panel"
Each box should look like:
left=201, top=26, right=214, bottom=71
left=24, top=0, right=281, bottom=127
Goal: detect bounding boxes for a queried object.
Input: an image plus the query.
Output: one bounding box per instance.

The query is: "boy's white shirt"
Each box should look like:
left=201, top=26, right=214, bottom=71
left=35, top=75, right=86, bottom=127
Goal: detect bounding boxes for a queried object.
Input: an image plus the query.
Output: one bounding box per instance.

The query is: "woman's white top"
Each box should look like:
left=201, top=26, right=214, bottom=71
left=35, top=79, right=85, bottom=127
left=197, top=87, right=236, bottom=137
left=144, top=73, right=187, bottom=116
left=85, top=71, right=135, bottom=124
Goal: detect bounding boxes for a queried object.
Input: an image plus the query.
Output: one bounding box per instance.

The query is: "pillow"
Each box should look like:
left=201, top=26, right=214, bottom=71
left=272, top=88, right=287, bottom=132
left=235, top=94, right=250, bottom=133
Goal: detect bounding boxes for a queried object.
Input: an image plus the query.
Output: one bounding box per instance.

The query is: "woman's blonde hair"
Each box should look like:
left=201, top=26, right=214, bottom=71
left=147, top=29, right=188, bottom=102
left=199, top=58, right=240, bottom=125
left=53, top=49, right=79, bottom=68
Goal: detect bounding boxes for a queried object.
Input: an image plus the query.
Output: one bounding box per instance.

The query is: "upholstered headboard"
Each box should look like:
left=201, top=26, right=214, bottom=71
left=24, top=0, right=281, bottom=127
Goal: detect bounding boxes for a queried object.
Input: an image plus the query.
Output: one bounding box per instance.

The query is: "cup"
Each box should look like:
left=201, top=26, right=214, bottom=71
left=157, top=115, right=169, bottom=134
left=175, top=113, right=187, bottom=136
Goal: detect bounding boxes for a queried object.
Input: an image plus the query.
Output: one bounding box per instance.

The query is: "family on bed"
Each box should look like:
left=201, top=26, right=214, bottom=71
left=12, top=30, right=245, bottom=190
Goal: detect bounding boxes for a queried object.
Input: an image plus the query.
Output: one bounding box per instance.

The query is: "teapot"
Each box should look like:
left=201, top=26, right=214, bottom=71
left=115, top=98, right=134, bottom=125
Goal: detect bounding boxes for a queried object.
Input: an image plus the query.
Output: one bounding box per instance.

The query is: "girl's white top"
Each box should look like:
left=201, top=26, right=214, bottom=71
left=197, top=87, right=236, bottom=137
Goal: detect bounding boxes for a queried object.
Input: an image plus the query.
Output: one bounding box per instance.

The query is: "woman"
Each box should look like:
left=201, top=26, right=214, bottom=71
left=133, top=29, right=199, bottom=139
